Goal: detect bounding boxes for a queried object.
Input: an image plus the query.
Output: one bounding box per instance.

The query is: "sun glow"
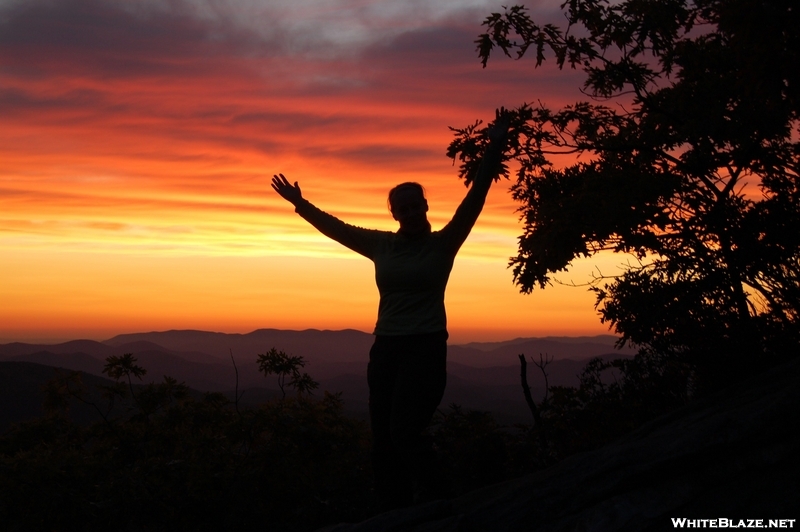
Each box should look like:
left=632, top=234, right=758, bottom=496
left=1, top=0, right=610, bottom=343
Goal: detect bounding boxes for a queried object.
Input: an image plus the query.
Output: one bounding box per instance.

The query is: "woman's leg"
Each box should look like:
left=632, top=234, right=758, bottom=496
left=367, top=332, right=447, bottom=510
left=367, top=337, right=409, bottom=509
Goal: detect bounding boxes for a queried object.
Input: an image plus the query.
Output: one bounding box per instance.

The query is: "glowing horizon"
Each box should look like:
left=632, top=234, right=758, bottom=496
left=1, top=0, right=623, bottom=344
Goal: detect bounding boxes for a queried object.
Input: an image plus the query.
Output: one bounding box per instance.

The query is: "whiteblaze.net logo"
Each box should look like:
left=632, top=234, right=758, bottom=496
left=671, top=519, right=796, bottom=529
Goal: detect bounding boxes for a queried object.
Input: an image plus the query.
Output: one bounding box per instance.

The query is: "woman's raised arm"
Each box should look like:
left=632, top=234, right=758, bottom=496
left=442, top=109, right=511, bottom=248
left=270, top=173, right=382, bottom=259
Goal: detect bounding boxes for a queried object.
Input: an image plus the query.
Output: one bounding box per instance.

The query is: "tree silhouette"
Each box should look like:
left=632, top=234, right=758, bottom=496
left=257, top=347, right=319, bottom=398
left=450, top=0, right=799, bottom=387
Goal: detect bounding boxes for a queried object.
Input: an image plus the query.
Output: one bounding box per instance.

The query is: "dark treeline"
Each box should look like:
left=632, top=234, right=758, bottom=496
left=0, top=347, right=690, bottom=532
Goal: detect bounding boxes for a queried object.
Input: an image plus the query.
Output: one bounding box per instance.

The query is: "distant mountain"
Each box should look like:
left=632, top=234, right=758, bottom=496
left=0, top=339, right=255, bottom=391
left=112, top=341, right=220, bottom=364
left=459, top=334, right=625, bottom=351
left=0, top=339, right=215, bottom=365
left=101, top=329, right=634, bottom=367
left=1, top=349, right=261, bottom=393
left=3, top=350, right=105, bottom=375
left=103, top=328, right=376, bottom=363
left=1, top=330, right=635, bottom=422
left=0, top=339, right=117, bottom=359
left=448, top=336, right=636, bottom=367
left=0, top=361, right=130, bottom=431
left=0, top=361, right=283, bottom=434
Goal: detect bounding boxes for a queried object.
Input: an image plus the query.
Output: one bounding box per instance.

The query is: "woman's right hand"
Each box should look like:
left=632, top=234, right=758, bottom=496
left=271, top=174, right=303, bottom=206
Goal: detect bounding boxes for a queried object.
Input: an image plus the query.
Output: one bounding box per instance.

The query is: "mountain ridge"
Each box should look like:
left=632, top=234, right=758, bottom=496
left=1, top=330, right=635, bottom=424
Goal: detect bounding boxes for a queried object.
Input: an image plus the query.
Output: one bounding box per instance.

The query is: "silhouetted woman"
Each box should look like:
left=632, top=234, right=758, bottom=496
left=271, top=112, right=509, bottom=510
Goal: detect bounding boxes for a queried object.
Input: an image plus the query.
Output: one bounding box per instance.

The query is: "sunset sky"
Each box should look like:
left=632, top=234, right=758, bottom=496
left=0, top=0, right=627, bottom=343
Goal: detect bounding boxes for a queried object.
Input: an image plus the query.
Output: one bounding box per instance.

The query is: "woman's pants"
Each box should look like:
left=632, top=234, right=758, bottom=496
left=367, top=331, right=448, bottom=509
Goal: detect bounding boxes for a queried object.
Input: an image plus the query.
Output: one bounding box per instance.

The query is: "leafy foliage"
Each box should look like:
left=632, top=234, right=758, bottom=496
left=503, top=348, right=696, bottom=475
left=257, top=347, right=319, bottom=398
left=428, top=350, right=692, bottom=492
left=1, top=357, right=370, bottom=532
left=450, top=0, right=800, bottom=387
left=539, top=351, right=693, bottom=456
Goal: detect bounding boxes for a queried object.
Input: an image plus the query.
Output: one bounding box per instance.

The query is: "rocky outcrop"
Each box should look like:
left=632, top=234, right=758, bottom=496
left=320, top=356, right=800, bottom=531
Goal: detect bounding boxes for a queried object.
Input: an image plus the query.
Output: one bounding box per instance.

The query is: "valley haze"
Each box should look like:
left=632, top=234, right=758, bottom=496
left=0, top=329, right=635, bottom=428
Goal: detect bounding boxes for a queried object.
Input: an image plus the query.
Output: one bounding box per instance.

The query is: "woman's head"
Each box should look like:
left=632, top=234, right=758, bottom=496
left=388, top=182, right=429, bottom=234
left=388, top=182, right=425, bottom=208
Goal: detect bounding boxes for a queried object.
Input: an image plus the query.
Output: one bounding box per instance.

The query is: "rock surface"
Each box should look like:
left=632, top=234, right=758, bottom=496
left=319, top=356, right=800, bottom=531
